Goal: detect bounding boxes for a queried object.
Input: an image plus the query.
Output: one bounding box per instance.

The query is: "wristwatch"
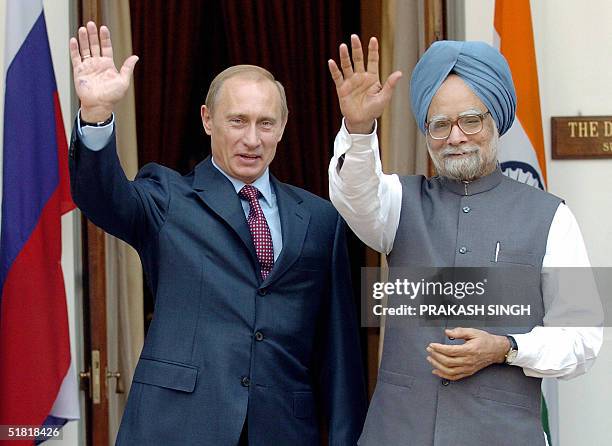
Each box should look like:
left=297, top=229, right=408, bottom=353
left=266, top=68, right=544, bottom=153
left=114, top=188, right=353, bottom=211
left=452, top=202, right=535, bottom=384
left=80, top=112, right=113, bottom=127
left=504, top=335, right=518, bottom=364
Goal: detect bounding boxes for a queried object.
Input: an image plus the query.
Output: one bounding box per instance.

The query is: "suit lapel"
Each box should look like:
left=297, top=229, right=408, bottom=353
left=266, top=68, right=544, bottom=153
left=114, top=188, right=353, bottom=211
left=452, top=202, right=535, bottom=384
left=192, top=157, right=258, bottom=267
left=263, top=176, right=311, bottom=286
left=192, top=159, right=311, bottom=285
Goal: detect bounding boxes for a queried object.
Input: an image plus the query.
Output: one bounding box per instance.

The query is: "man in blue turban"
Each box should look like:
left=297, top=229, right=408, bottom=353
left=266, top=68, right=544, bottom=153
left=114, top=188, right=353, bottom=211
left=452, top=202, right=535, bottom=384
left=327, top=35, right=602, bottom=445
left=410, top=40, right=517, bottom=137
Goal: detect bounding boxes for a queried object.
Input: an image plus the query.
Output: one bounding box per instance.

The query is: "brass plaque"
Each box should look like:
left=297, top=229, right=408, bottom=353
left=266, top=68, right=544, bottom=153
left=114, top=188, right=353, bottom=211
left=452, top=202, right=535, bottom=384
left=551, top=116, right=612, bottom=159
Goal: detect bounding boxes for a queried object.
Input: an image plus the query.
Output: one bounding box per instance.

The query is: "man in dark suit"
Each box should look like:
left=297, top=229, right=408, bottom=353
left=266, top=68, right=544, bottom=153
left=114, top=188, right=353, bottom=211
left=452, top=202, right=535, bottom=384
left=69, top=22, right=366, bottom=445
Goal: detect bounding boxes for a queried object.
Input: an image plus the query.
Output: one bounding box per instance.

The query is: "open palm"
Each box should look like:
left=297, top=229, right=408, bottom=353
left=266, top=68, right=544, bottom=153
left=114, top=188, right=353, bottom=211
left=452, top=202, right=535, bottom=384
left=328, top=35, right=402, bottom=134
left=69, top=22, right=138, bottom=122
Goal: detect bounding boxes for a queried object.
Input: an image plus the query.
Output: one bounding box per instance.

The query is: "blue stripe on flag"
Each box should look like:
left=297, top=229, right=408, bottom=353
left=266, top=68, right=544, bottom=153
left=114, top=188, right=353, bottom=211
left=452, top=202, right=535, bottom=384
left=1, top=12, right=59, bottom=293
left=35, top=414, right=68, bottom=445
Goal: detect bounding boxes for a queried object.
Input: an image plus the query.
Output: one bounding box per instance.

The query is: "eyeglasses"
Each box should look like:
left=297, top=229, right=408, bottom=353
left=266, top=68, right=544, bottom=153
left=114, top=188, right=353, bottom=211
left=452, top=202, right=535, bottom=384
left=426, top=111, right=491, bottom=140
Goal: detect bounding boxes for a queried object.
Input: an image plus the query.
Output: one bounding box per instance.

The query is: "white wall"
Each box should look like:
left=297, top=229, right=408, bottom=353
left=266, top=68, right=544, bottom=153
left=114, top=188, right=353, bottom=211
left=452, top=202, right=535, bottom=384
left=465, top=1, right=612, bottom=445
left=0, top=0, right=84, bottom=444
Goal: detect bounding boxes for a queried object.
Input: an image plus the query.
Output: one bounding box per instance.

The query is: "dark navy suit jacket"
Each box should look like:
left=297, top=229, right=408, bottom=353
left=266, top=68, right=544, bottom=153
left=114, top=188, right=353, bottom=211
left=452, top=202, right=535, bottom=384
left=69, top=129, right=367, bottom=445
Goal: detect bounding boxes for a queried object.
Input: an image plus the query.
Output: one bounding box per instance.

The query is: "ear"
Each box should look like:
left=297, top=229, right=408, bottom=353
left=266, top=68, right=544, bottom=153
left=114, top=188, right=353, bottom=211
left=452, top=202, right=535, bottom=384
left=201, top=105, right=213, bottom=136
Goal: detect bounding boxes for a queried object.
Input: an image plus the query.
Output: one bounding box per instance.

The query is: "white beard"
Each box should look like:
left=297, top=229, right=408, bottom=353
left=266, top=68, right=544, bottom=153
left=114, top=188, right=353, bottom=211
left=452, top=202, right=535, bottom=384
left=427, top=131, right=499, bottom=181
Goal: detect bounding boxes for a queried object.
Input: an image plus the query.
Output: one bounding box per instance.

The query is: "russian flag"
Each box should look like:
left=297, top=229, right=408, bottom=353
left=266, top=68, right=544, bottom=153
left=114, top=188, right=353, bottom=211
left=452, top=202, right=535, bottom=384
left=1, top=0, right=79, bottom=443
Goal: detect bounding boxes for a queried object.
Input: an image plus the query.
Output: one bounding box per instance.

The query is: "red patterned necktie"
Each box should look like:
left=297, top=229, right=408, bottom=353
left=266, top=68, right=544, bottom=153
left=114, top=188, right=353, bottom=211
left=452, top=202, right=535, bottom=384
left=239, top=185, right=274, bottom=279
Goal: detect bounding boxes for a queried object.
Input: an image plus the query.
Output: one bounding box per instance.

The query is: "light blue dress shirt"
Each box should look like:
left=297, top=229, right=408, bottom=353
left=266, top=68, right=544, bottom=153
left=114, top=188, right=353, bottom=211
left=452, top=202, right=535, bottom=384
left=210, top=158, right=282, bottom=261
left=77, top=114, right=283, bottom=260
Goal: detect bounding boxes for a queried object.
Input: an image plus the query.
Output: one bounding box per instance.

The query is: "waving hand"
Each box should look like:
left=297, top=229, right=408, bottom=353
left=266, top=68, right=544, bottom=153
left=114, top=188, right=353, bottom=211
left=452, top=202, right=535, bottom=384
left=328, top=35, right=402, bottom=134
left=69, top=22, right=138, bottom=123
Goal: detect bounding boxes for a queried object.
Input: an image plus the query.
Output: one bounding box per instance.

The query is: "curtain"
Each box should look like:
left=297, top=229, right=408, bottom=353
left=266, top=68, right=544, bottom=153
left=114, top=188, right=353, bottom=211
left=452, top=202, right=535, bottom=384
left=100, top=2, right=144, bottom=443
left=220, top=0, right=350, bottom=195
left=130, top=0, right=359, bottom=197
left=378, top=0, right=427, bottom=364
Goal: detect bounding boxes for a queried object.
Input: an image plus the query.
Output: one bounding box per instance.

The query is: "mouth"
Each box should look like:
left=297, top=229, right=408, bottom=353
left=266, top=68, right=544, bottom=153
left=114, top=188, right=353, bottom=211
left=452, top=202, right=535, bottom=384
left=444, top=152, right=470, bottom=158
left=441, top=147, right=478, bottom=158
left=237, top=153, right=261, bottom=161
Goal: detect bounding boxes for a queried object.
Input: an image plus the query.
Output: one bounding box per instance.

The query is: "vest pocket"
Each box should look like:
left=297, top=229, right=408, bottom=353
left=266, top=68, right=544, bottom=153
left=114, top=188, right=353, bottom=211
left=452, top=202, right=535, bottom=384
left=474, top=384, right=531, bottom=409
left=378, top=369, right=415, bottom=389
left=492, top=249, right=540, bottom=266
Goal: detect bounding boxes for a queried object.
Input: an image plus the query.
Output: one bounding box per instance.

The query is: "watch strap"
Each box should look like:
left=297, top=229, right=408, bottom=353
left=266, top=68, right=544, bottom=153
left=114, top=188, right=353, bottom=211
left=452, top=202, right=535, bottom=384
left=506, top=335, right=518, bottom=351
left=505, top=335, right=518, bottom=364
left=80, top=112, right=113, bottom=127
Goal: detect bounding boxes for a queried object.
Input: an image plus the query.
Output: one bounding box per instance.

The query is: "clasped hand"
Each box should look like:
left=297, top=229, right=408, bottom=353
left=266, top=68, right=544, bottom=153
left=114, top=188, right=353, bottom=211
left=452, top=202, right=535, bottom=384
left=426, top=328, right=511, bottom=381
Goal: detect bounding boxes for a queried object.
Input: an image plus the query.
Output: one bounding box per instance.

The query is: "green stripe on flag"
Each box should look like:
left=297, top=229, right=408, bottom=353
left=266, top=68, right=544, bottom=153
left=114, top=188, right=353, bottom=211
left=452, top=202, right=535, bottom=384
left=542, top=395, right=552, bottom=445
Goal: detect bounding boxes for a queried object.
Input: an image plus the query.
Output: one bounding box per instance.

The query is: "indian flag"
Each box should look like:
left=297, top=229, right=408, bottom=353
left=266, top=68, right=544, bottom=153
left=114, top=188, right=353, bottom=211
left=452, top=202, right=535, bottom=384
left=494, top=1, right=557, bottom=445
left=494, top=0, right=547, bottom=190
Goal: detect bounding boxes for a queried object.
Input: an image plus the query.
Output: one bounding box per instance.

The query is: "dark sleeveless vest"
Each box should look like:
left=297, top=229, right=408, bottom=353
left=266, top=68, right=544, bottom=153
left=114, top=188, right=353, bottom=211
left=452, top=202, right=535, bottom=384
left=359, top=168, right=562, bottom=446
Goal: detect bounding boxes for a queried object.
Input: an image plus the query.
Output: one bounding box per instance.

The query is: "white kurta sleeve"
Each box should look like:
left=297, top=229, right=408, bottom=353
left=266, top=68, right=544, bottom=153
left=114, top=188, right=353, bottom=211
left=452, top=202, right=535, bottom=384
left=510, top=203, right=603, bottom=379
left=328, top=119, right=402, bottom=254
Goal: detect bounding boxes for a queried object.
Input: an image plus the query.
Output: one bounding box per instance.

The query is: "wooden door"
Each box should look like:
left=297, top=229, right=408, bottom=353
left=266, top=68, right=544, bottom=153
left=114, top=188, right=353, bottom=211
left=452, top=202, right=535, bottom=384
left=79, top=220, right=110, bottom=446
left=76, top=4, right=113, bottom=445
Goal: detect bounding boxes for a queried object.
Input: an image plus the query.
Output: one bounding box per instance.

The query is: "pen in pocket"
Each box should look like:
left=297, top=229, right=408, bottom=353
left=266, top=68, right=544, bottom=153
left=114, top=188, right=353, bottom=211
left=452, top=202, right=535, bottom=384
left=494, top=241, right=500, bottom=262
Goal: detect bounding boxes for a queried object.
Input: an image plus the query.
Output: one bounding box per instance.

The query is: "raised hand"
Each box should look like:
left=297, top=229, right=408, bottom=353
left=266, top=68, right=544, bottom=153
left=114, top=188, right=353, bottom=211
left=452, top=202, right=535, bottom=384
left=69, top=22, right=138, bottom=123
left=328, top=35, right=402, bottom=134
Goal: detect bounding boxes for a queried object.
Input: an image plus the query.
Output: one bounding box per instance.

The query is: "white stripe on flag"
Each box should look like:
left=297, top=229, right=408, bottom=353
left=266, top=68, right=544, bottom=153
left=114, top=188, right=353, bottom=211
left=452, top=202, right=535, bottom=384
left=50, top=358, right=80, bottom=419
left=4, top=0, right=42, bottom=76
left=497, top=118, right=545, bottom=189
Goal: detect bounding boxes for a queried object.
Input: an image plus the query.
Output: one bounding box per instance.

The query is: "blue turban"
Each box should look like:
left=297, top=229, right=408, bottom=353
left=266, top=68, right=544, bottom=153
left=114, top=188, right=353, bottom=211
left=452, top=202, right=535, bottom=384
left=409, top=41, right=517, bottom=136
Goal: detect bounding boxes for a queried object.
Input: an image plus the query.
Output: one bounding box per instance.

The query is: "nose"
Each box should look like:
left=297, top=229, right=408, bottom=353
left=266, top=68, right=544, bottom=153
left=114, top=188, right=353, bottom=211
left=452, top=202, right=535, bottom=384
left=446, top=122, right=468, bottom=146
left=243, top=124, right=261, bottom=149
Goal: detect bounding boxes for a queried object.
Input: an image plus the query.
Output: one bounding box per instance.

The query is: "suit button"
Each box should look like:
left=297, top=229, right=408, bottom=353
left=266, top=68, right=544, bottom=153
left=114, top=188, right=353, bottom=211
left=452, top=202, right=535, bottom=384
left=459, top=246, right=467, bottom=254
left=254, top=331, right=264, bottom=341
left=257, top=288, right=267, bottom=296
left=241, top=376, right=250, bottom=387
left=442, top=379, right=450, bottom=386
left=462, top=206, right=471, bottom=213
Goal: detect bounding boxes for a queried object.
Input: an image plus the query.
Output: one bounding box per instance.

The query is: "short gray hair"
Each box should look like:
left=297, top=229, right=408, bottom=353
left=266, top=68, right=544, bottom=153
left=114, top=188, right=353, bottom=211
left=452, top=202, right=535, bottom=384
left=205, top=65, right=288, bottom=122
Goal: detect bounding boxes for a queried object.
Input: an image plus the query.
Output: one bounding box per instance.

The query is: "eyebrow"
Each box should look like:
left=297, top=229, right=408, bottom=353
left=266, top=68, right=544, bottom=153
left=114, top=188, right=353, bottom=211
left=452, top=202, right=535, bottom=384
left=429, top=108, right=484, bottom=121
left=225, top=113, right=278, bottom=123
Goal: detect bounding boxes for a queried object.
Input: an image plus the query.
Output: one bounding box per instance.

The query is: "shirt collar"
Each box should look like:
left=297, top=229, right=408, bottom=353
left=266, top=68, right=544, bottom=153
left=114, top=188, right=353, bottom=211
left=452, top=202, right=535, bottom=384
left=438, top=164, right=504, bottom=196
left=211, top=156, right=273, bottom=206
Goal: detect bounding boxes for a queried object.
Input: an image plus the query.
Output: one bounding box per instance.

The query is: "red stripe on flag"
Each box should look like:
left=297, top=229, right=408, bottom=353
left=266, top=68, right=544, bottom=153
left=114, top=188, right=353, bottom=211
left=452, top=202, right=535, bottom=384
left=0, top=186, right=71, bottom=427
left=54, top=92, right=75, bottom=215
left=0, top=93, right=73, bottom=436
